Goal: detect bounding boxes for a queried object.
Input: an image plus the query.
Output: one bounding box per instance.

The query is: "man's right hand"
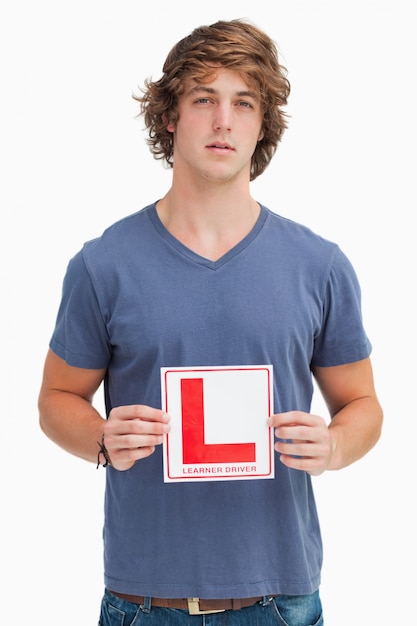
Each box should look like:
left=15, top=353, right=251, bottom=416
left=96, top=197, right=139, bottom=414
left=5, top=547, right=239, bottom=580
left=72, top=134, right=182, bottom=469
left=104, top=405, right=171, bottom=470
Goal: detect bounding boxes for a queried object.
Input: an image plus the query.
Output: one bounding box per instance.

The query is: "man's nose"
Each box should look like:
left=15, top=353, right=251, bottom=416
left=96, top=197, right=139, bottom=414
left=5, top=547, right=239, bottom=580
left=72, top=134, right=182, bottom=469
left=213, top=105, right=232, bottom=131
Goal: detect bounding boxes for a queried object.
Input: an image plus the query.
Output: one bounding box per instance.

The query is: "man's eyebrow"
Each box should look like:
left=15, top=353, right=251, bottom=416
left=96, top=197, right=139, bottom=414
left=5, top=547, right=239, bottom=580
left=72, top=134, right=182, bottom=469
left=186, top=85, right=260, bottom=100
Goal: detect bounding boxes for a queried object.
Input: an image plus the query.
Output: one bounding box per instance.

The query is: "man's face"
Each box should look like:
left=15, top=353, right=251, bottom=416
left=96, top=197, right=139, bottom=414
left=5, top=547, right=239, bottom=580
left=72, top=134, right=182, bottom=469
left=167, top=68, right=264, bottom=184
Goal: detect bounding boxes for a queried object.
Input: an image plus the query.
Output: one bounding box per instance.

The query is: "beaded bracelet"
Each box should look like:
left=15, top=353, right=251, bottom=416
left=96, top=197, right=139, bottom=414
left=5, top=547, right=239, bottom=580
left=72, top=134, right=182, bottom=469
left=96, top=433, right=112, bottom=468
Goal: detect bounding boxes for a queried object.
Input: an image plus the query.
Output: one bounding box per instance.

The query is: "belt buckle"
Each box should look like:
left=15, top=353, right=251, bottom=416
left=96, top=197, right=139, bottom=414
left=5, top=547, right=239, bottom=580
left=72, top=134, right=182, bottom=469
left=187, top=598, right=226, bottom=615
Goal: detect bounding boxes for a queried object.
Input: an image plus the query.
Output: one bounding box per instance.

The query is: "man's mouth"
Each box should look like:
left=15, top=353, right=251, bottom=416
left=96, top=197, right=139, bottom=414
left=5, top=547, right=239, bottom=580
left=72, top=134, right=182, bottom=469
left=207, top=143, right=234, bottom=150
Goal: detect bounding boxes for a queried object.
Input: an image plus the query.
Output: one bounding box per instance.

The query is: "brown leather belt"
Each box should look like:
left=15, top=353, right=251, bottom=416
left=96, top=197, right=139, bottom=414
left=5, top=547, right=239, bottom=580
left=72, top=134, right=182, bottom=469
left=109, top=590, right=264, bottom=615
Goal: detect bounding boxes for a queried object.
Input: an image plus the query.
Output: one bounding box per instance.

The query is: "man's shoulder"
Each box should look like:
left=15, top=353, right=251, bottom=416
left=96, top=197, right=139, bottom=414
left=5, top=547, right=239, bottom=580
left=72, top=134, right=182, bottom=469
left=77, top=203, right=159, bottom=276
left=262, top=206, right=338, bottom=254
left=83, top=203, right=156, bottom=252
left=94, top=203, right=155, bottom=242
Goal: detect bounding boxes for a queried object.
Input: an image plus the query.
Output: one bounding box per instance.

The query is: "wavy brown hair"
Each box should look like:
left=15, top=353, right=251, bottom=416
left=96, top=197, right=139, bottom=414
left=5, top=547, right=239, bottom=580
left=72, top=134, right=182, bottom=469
left=134, top=19, right=290, bottom=181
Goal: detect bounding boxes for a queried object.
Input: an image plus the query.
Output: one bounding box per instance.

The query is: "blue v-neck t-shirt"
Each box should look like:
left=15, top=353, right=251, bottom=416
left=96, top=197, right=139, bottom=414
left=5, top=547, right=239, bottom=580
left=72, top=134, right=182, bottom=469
left=50, top=203, right=371, bottom=598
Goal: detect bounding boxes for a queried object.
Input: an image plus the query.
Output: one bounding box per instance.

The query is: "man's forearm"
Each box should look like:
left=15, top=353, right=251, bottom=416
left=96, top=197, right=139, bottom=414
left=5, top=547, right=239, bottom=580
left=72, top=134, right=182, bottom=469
left=327, top=396, right=383, bottom=470
left=39, top=390, right=106, bottom=464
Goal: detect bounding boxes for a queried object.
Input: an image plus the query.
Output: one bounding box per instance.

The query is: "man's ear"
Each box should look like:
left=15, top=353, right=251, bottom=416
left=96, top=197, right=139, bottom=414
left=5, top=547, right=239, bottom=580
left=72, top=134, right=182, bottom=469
left=163, top=113, right=175, bottom=133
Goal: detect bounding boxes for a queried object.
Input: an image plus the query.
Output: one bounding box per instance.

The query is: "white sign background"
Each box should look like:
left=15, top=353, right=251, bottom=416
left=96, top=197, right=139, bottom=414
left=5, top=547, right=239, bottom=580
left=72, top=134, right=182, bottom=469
left=161, top=365, right=275, bottom=482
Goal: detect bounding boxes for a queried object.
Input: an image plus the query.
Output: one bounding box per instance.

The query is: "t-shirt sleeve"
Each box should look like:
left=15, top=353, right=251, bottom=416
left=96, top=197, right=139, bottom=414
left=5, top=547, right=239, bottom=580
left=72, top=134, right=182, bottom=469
left=49, top=248, right=111, bottom=369
left=311, top=246, right=372, bottom=367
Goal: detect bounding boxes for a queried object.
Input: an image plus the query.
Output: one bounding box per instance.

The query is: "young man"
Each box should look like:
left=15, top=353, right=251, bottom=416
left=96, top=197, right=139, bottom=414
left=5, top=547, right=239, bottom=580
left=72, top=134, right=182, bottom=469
left=38, top=19, right=383, bottom=626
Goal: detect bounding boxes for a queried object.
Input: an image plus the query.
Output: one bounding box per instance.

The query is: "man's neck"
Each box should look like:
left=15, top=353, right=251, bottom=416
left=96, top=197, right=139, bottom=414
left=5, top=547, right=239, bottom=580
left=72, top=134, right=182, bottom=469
left=156, top=182, right=260, bottom=261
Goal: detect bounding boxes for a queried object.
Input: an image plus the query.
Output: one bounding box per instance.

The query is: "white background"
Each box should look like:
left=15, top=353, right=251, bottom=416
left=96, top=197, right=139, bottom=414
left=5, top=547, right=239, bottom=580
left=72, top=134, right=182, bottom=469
left=2, top=1, right=415, bottom=623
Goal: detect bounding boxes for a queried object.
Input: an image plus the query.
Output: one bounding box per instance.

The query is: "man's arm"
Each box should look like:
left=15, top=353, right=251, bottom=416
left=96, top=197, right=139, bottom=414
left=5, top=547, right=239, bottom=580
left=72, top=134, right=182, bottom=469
left=267, top=357, right=383, bottom=475
left=38, top=349, right=170, bottom=470
left=313, top=357, right=383, bottom=470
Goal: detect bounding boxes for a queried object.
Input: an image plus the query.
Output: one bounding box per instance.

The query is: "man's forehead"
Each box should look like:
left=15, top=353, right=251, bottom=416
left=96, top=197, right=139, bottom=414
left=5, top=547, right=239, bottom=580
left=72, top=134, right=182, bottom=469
left=183, top=70, right=260, bottom=98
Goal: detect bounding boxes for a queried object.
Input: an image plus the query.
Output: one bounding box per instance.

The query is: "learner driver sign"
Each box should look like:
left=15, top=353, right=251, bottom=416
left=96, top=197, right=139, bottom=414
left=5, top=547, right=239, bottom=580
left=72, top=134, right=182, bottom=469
left=161, top=365, right=275, bottom=482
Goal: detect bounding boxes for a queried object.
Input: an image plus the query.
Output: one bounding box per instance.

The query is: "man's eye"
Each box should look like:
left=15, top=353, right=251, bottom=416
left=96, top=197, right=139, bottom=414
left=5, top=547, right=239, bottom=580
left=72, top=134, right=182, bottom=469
left=238, top=101, right=252, bottom=108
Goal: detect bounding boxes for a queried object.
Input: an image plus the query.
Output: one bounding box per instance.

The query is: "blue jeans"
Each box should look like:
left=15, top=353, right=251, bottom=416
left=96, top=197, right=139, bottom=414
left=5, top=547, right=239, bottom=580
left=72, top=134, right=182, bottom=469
left=98, top=589, right=323, bottom=625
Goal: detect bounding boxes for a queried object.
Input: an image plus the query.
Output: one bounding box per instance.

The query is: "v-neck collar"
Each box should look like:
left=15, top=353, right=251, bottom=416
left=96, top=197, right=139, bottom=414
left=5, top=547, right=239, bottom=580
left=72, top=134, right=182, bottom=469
left=147, top=202, right=268, bottom=271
